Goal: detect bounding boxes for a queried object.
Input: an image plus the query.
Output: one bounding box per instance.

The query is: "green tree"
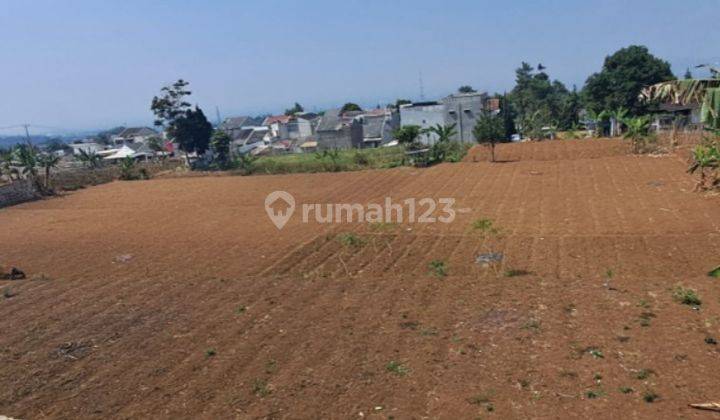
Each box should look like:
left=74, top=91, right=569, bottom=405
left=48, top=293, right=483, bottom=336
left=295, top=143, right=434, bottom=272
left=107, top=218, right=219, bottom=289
left=473, top=111, right=504, bottom=162
left=284, top=102, right=304, bottom=116
left=582, top=45, right=675, bottom=115
left=173, top=106, right=213, bottom=164
left=146, top=136, right=165, bottom=155
left=14, top=145, right=38, bottom=180
left=394, top=99, right=412, bottom=108
left=458, top=85, right=476, bottom=93
left=150, top=79, right=192, bottom=130
left=340, top=103, right=363, bottom=113
left=210, top=130, right=232, bottom=168
left=510, top=62, right=570, bottom=136
left=393, top=125, right=421, bottom=145
left=119, top=156, right=136, bottom=180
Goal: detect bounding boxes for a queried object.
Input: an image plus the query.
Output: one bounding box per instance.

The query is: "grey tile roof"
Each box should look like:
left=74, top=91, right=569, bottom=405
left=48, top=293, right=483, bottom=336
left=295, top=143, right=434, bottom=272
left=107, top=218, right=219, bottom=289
left=316, top=109, right=343, bottom=132
left=219, top=116, right=251, bottom=131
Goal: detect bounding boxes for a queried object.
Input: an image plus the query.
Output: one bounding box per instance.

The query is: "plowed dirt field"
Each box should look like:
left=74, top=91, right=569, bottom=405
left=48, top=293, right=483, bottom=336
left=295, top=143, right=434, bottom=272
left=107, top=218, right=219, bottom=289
left=1, top=139, right=719, bottom=419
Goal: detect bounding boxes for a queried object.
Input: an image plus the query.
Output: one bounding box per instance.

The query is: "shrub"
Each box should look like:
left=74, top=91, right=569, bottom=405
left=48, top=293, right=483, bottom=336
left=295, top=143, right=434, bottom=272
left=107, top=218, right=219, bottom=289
left=673, top=286, right=701, bottom=306
left=386, top=361, right=409, bottom=376
left=623, top=116, right=656, bottom=153
left=428, top=260, right=447, bottom=278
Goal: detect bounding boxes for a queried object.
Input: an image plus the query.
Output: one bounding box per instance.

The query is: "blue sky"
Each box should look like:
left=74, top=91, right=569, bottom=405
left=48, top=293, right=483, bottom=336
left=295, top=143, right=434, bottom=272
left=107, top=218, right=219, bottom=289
left=1, top=0, right=718, bottom=133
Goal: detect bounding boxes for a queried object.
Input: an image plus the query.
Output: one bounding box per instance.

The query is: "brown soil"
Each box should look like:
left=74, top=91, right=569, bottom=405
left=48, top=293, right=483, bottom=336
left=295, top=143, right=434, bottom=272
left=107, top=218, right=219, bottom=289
left=1, top=138, right=719, bottom=419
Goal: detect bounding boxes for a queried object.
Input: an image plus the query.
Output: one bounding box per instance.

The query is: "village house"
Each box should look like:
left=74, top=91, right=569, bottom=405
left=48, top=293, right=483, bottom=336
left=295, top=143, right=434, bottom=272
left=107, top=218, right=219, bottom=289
left=649, top=102, right=703, bottom=131
left=263, top=115, right=313, bottom=141
left=315, top=109, right=363, bottom=150
left=358, top=108, right=400, bottom=147
left=399, top=92, right=494, bottom=144
left=442, top=91, right=489, bottom=143
left=219, top=116, right=261, bottom=141
left=111, top=127, right=159, bottom=145
left=399, top=101, right=446, bottom=144
left=69, top=141, right=103, bottom=156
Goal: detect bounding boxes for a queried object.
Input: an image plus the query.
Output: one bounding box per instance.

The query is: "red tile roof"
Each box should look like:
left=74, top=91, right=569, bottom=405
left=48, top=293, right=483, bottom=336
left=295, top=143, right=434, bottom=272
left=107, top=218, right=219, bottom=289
left=264, top=115, right=292, bottom=125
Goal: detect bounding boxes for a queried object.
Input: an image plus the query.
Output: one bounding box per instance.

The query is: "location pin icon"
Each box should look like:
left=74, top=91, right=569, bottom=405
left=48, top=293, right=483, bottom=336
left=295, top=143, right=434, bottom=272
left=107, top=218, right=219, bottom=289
left=265, top=191, right=295, bottom=230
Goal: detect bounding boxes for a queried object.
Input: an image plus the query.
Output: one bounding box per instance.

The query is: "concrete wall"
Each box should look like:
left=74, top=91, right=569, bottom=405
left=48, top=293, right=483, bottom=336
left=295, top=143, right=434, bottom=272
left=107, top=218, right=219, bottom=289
left=442, top=93, right=487, bottom=144
left=399, top=104, right=446, bottom=145
left=0, top=179, right=39, bottom=208
left=316, top=122, right=363, bottom=150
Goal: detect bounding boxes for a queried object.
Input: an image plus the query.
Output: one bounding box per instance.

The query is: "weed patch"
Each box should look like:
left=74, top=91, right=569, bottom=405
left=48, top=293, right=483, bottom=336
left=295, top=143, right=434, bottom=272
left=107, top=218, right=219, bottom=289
left=386, top=361, right=410, bottom=376
left=673, top=286, right=701, bottom=306
left=428, top=260, right=447, bottom=278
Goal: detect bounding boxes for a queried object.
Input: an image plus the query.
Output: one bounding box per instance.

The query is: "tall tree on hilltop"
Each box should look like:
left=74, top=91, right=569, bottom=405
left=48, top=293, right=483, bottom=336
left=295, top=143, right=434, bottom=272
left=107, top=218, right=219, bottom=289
left=582, top=45, right=675, bottom=115
left=340, top=103, right=363, bottom=113
left=284, top=102, right=304, bottom=116
left=510, top=62, right=572, bottom=136
left=151, top=79, right=192, bottom=132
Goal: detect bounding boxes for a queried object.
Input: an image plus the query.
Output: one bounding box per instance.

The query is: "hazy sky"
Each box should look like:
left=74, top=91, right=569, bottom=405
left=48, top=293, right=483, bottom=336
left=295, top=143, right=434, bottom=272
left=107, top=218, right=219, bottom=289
left=1, top=0, right=719, bottom=134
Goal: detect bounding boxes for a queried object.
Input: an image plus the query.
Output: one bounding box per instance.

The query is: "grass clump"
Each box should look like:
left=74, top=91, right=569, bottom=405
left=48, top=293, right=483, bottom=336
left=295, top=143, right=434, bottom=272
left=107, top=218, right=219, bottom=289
left=337, top=232, right=365, bottom=248
left=673, top=286, right=701, bottom=306
left=643, top=391, right=659, bottom=403
left=635, top=368, right=654, bottom=380
left=619, top=386, right=634, bottom=394
left=587, top=348, right=604, bottom=359
left=252, top=378, right=271, bottom=397
left=205, top=348, right=217, bottom=358
left=471, top=218, right=500, bottom=235
left=428, top=260, right=447, bottom=278
left=585, top=389, right=604, bottom=399
left=386, top=361, right=410, bottom=376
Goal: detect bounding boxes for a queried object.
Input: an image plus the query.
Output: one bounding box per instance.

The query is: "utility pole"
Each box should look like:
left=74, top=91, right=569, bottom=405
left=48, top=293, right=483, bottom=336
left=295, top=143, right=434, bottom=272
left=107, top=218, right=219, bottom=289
left=23, top=124, right=33, bottom=147
left=419, top=71, right=425, bottom=101
left=215, top=106, right=222, bottom=127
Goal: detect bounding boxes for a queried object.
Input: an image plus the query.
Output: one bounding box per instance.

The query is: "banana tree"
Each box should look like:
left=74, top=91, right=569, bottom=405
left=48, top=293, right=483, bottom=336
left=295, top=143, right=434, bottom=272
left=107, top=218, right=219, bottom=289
left=36, top=153, right=60, bottom=191
left=77, top=149, right=103, bottom=169
left=640, top=78, right=720, bottom=130
left=610, top=108, right=629, bottom=137
left=688, top=141, right=720, bottom=190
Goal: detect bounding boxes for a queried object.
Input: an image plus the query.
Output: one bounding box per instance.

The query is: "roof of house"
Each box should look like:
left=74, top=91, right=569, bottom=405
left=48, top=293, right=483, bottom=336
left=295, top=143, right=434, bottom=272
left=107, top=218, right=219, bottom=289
left=657, top=102, right=700, bottom=113
left=263, top=115, right=293, bottom=125
left=362, top=115, right=385, bottom=139
left=317, top=109, right=358, bottom=132
left=220, top=116, right=252, bottom=131
left=117, top=127, right=157, bottom=138
left=103, top=145, right=138, bottom=160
